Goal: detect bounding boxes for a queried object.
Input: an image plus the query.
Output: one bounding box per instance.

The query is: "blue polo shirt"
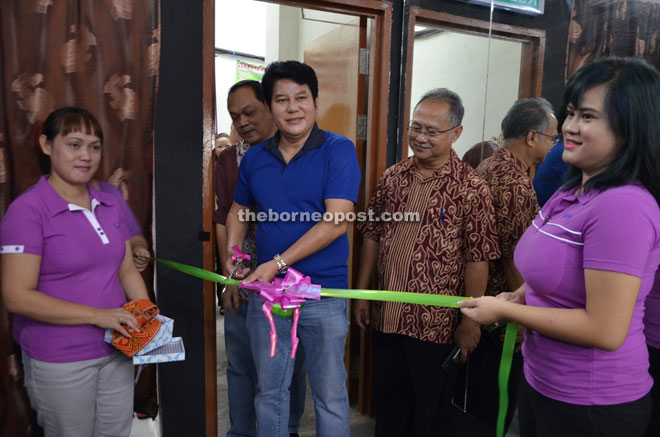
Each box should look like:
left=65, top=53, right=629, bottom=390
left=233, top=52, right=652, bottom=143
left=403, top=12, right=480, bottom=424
left=234, top=124, right=361, bottom=288
left=533, top=142, right=568, bottom=207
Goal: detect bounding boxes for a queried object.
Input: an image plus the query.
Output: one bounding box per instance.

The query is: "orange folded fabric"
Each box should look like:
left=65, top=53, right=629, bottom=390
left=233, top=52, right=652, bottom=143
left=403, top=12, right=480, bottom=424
left=111, top=299, right=162, bottom=357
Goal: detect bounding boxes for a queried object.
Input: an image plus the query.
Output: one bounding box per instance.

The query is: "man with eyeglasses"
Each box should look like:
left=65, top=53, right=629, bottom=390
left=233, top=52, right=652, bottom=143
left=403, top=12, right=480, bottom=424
left=353, top=88, right=500, bottom=437
left=467, top=97, right=557, bottom=433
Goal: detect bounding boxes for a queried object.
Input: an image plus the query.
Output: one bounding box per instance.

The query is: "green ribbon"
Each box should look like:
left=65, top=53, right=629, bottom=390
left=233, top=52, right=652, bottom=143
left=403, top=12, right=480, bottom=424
left=497, top=322, right=518, bottom=437
left=153, top=257, right=516, bottom=436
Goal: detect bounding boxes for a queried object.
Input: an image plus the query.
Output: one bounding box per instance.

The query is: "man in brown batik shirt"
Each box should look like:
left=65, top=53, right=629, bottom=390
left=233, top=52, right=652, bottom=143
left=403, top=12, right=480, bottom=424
left=466, top=98, right=557, bottom=432
left=353, top=88, right=500, bottom=437
left=479, top=98, right=557, bottom=297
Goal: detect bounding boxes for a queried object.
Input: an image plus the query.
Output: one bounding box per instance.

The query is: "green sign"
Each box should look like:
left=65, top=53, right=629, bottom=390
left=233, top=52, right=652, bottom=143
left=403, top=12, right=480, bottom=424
left=236, top=60, right=265, bottom=82
left=461, top=0, right=544, bottom=15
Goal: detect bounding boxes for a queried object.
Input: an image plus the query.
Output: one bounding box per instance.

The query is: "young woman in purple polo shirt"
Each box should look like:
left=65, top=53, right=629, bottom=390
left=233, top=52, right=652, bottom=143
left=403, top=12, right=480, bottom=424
left=0, top=107, right=151, bottom=437
left=644, top=269, right=660, bottom=436
left=460, top=58, right=660, bottom=437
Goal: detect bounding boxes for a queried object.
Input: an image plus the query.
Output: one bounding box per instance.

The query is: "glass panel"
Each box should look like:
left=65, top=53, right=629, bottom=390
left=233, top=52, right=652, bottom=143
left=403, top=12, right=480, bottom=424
left=408, top=26, right=522, bottom=158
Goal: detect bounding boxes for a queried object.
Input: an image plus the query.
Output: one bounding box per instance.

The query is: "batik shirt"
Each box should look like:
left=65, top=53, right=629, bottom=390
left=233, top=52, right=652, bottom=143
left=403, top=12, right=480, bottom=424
left=477, top=147, right=539, bottom=296
left=358, top=150, right=500, bottom=344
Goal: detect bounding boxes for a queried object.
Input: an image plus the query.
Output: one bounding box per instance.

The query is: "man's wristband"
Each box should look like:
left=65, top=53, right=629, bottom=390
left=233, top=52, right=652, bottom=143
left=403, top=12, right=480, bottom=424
left=273, top=254, right=288, bottom=273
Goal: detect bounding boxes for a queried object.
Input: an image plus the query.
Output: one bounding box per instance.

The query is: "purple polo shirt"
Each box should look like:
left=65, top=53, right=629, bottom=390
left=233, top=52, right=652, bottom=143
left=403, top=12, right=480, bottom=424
left=1, top=176, right=130, bottom=363
left=644, top=269, right=660, bottom=349
left=516, top=183, right=660, bottom=405
left=97, top=181, right=142, bottom=238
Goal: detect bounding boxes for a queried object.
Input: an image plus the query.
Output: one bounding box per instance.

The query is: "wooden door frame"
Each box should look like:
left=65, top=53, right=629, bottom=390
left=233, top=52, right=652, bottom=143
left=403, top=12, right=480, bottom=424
left=401, top=7, right=546, bottom=159
left=202, top=1, right=216, bottom=436
left=274, top=0, right=393, bottom=198
left=202, top=1, right=392, bottom=434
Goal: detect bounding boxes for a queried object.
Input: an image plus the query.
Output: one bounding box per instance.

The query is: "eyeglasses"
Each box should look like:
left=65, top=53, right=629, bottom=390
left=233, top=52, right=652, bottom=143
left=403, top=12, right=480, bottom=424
left=408, top=121, right=459, bottom=139
left=537, top=131, right=561, bottom=143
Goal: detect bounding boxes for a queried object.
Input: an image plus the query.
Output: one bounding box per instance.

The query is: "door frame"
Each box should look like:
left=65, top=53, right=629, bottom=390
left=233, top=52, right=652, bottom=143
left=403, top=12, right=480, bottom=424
left=400, top=7, right=546, bottom=159
left=202, top=1, right=392, bottom=434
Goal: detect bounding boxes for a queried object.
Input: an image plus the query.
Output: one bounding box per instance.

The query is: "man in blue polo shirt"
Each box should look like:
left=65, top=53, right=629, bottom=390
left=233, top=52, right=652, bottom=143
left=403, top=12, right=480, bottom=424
left=226, top=60, right=361, bottom=437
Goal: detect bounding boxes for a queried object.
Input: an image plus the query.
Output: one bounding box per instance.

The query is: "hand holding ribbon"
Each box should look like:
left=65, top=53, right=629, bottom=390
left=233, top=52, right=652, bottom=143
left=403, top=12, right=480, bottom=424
left=151, top=256, right=514, bottom=437
left=241, top=268, right=321, bottom=358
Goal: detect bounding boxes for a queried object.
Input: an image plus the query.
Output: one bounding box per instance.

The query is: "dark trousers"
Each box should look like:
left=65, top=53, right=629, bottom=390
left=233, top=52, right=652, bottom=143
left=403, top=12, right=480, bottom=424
left=372, top=331, right=455, bottom=437
left=519, top=375, right=652, bottom=437
left=645, top=345, right=660, bottom=437
left=453, top=328, right=522, bottom=433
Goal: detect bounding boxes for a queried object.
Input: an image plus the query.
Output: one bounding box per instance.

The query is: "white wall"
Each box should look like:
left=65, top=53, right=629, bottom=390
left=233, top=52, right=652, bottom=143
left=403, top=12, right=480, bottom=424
left=215, top=0, right=269, bottom=133
left=215, top=0, right=267, bottom=57
left=215, top=3, right=356, bottom=133
left=409, top=30, right=522, bottom=158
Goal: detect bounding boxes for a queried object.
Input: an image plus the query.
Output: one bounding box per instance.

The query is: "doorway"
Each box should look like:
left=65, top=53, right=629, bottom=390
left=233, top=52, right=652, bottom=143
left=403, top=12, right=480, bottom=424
left=207, top=1, right=392, bottom=434
left=401, top=7, right=546, bottom=160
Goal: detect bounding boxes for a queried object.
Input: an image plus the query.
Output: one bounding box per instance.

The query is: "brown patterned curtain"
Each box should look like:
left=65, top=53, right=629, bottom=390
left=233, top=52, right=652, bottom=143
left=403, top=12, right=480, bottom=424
left=0, top=0, right=160, bottom=431
left=566, top=0, right=660, bottom=80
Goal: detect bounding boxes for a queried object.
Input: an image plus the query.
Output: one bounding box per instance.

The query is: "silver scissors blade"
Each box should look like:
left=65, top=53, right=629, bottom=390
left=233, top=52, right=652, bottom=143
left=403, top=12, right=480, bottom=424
left=220, top=265, right=239, bottom=294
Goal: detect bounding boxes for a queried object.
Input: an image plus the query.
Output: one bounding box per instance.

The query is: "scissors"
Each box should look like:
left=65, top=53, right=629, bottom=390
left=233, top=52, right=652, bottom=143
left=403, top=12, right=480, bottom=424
left=220, top=264, right=240, bottom=295
left=220, top=263, right=250, bottom=301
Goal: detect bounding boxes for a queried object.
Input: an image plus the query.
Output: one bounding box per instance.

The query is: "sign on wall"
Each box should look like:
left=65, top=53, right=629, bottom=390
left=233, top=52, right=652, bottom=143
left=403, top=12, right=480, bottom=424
left=236, top=60, right=265, bottom=82
left=459, top=0, right=544, bottom=15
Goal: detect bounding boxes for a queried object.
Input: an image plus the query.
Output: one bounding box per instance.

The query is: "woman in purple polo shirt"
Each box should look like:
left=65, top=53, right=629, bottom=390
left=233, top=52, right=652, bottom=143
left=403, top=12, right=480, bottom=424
left=0, top=107, right=151, bottom=437
left=644, top=270, right=660, bottom=436
left=460, top=58, right=660, bottom=437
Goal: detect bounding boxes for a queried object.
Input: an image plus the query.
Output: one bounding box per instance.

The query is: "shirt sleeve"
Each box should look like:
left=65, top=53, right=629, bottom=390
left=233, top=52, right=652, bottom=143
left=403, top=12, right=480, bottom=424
left=357, top=171, right=387, bottom=243
left=324, top=137, right=361, bottom=203
left=0, top=199, right=44, bottom=256
left=582, top=188, right=660, bottom=277
left=98, top=182, right=142, bottom=238
left=493, top=176, right=538, bottom=259
left=464, top=177, right=501, bottom=262
left=233, top=147, right=254, bottom=207
left=213, top=147, right=238, bottom=226
left=117, top=195, right=142, bottom=238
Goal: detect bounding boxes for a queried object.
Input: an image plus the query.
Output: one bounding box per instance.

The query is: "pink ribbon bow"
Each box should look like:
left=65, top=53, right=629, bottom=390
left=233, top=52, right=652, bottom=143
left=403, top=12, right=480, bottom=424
left=241, top=268, right=321, bottom=358
left=231, top=245, right=251, bottom=262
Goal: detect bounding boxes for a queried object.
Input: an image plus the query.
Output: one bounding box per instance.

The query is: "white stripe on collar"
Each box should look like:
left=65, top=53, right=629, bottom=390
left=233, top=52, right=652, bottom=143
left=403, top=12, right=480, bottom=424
left=68, top=199, right=109, bottom=244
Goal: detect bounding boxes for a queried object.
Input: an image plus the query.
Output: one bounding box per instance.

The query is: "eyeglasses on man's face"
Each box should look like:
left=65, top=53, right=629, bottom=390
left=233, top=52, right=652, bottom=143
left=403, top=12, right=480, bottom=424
left=408, top=121, right=459, bottom=139
left=537, top=131, right=561, bottom=144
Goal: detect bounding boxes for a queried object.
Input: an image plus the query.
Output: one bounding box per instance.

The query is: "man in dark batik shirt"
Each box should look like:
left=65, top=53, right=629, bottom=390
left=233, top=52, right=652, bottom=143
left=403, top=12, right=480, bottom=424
left=469, top=98, right=557, bottom=432
left=353, top=88, right=500, bottom=437
left=479, top=98, right=557, bottom=296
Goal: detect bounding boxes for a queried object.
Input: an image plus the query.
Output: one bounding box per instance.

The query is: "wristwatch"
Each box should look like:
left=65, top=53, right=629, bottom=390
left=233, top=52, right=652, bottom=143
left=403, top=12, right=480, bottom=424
left=273, top=254, right=288, bottom=273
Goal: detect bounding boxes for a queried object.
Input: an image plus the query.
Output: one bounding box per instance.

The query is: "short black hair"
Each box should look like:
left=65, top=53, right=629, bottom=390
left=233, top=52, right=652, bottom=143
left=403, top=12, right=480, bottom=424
left=227, top=80, right=265, bottom=105
left=562, top=57, right=660, bottom=205
left=40, top=107, right=103, bottom=174
left=42, top=107, right=103, bottom=143
left=261, top=61, right=319, bottom=106
left=415, top=88, right=464, bottom=126
left=501, top=98, right=555, bottom=140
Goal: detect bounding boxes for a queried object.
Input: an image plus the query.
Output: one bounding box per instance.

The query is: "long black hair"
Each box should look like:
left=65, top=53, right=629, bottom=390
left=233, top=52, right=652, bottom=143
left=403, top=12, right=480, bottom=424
left=561, top=57, right=660, bottom=205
